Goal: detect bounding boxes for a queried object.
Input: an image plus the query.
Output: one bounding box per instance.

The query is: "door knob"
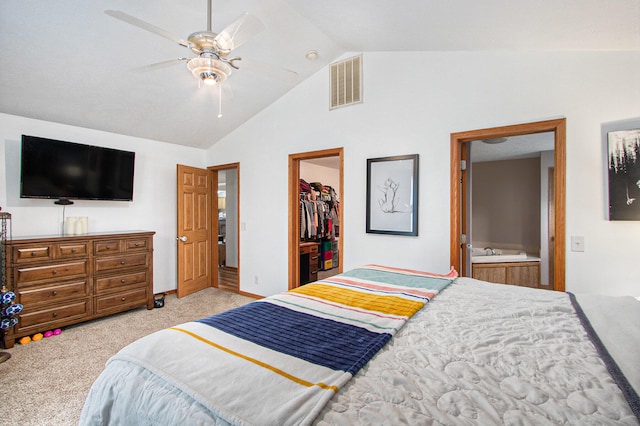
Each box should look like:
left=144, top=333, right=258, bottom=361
left=178, top=236, right=187, bottom=242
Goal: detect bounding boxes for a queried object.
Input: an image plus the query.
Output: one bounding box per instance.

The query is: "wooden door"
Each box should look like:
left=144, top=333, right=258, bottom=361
left=177, top=164, right=212, bottom=298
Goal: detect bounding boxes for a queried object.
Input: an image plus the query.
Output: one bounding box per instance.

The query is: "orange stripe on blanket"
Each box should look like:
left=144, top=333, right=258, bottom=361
left=291, top=283, right=425, bottom=317
left=170, top=327, right=339, bottom=393
left=325, top=276, right=436, bottom=299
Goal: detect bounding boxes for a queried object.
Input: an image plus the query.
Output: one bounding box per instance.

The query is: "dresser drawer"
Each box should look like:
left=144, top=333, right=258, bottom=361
left=14, top=245, right=53, bottom=263
left=95, top=253, right=148, bottom=273
left=124, top=238, right=149, bottom=252
left=300, top=244, right=319, bottom=255
left=15, top=260, right=88, bottom=284
left=18, top=280, right=90, bottom=306
left=95, top=287, right=148, bottom=315
left=56, top=241, right=89, bottom=258
left=17, top=299, right=91, bottom=331
left=95, top=271, right=147, bottom=294
left=94, top=240, right=121, bottom=255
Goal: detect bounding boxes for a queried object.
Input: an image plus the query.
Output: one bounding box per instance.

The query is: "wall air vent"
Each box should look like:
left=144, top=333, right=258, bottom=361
left=330, top=55, right=362, bottom=110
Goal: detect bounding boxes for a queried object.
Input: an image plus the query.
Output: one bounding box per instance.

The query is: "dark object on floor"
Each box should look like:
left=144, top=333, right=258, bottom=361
left=154, top=293, right=166, bottom=309
left=0, top=352, right=11, bottom=363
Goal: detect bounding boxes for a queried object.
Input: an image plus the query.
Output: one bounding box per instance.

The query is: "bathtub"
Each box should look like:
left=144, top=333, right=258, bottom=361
left=471, top=247, right=540, bottom=264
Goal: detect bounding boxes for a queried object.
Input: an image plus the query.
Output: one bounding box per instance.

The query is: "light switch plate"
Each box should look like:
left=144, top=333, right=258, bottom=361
left=571, top=236, right=585, bottom=252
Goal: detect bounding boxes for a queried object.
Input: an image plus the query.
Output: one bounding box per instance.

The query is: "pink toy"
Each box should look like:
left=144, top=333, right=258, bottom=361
left=44, top=330, right=53, bottom=338
left=53, top=328, right=62, bottom=336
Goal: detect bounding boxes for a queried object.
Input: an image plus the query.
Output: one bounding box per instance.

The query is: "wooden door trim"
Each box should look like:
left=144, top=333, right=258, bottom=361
left=288, top=148, right=344, bottom=290
left=450, top=118, right=566, bottom=292
left=208, top=163, right=240, bottom=291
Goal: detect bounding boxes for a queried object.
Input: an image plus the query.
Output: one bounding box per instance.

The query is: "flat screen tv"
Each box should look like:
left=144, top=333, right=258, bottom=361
left=20, top=135, right=135, bottom=203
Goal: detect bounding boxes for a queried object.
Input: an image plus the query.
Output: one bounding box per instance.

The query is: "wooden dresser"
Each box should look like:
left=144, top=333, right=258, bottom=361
left=299, top=242, right=319, bottom=285
left=2, top=231, right=154, bottom=348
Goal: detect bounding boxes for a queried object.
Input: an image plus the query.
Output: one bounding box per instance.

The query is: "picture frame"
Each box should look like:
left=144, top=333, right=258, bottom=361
left=607, top=128, right=640, bottom=220
left=366, top=154, right=419, bottom=236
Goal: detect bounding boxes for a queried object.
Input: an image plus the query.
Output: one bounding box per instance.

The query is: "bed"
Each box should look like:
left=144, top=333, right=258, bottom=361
left=80, top=265, right=640, bottom=425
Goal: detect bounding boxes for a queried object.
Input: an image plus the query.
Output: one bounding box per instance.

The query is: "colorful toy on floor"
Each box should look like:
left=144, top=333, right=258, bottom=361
left=19, top=336, right=31, bottom=345
left=32, top=333, right=43, bottom=341
left=53, top=328, right=62, bottom=336
left=44, top=330, right=53, bottom=338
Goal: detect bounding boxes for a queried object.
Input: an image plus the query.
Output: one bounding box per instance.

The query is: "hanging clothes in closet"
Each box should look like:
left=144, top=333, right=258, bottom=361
left=299, top=179, right=339, bottom=241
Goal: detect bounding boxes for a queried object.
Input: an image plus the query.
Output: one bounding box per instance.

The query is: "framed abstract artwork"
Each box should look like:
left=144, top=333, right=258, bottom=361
left=366, top=154, right=419, bottom=236
left=608, top=128, right=640, bottom=220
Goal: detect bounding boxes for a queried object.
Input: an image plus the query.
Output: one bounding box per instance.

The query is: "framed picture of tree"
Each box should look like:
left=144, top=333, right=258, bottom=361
left=608, top=128, right=640, bottom=220
left=366, top=154, right=419, bottom=235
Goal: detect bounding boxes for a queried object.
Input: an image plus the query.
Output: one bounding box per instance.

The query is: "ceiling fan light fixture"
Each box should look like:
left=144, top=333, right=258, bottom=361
left=481, top=137, right=508, bottom=144
left=187, top=57, right=231, bottom=85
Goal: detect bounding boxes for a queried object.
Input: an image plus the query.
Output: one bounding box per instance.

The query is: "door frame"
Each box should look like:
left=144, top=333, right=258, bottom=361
left=450, top=118, right=566, bottom=291
left=208, top=162, right=240, bottom=290
left=288, top=148, right=344, bottom=290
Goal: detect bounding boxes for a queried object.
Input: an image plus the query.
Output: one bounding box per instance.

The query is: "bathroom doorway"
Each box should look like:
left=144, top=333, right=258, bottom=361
left=210, top=163, right=239, bottom=293
left=469, top=134, right=554, bottom=289
left=450, top=119, right=566, bottom=291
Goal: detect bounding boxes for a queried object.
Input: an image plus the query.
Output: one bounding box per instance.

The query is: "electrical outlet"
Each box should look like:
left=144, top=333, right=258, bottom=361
left=571, top=236, right=585, bottom=252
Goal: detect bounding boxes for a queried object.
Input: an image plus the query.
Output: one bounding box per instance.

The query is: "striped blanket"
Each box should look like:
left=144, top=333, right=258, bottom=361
left=105, top=265, right=457, bottom=425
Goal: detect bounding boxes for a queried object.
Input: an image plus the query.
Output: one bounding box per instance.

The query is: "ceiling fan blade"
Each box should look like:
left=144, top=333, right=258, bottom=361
left=131, top=58, right=187, bottom=73
left=237, top=58, right=298, bottom=84
left=105, top=10, right=189, bottom=48
left=214, top=12, right=265, bottom=53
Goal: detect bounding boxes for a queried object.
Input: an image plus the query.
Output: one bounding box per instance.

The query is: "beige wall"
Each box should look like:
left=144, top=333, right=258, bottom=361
left=472, top=157, right=541, bottom=253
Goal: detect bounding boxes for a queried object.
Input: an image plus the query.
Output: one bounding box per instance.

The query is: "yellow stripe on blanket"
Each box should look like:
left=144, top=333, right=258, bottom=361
left=291, top=283, right=424, bottom=317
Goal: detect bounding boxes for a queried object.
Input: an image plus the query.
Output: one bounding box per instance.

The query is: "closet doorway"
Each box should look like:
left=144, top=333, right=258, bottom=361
left=450, top=119, right=566, bottom=291
left=210, top=163, right=240, bottom=293
left=288, top=148, right=344, bottom=289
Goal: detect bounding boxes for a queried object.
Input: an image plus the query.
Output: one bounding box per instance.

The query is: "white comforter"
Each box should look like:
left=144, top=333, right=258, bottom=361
left=316, top=278, right=639, bottom=425
left=80, top=277, right=639, bottom=425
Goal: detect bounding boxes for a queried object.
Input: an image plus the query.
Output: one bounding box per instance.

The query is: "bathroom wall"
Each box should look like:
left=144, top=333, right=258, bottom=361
left=472, top=157, right=541, bottom=252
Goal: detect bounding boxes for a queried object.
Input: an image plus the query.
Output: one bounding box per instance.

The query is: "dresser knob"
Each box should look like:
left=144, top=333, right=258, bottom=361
left=135, top=243, right=140, bottom=247
left=31, top=251, right=37, bottom=256
left=71, top=248, right=76, bottom=253
left=52, top=312, right=57, bottom=318
left=52, top=270, right=57, bottom=275
left=120, top=261, right=126, bottom=265
left=121, top=279, right=126, bottom=284
left=52, top=291, right=57, bottom=296
left=121, top=297, right=126, bottom=302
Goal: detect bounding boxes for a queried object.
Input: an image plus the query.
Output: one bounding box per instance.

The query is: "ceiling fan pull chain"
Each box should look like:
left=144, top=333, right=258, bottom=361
left=218, top=84, right=223, bottom=118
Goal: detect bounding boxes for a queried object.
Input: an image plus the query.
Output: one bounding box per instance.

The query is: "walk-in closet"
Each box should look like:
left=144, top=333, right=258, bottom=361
left=299, top=158, right=340, bottom=284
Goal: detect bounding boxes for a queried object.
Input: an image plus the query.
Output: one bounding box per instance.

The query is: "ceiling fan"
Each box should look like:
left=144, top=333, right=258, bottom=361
left=105, top=1, right=297, bottom=88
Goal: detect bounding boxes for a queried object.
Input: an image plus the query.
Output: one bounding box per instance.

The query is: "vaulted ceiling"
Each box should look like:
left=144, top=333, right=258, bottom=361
left=1, top=0, right=638, bottom=149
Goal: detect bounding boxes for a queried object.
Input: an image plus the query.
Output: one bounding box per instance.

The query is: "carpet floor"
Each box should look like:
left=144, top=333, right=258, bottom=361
left=0, top=287, right=254, bottom=426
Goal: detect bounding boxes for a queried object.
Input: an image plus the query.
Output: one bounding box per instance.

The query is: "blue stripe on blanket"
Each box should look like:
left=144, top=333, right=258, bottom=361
left=196, top=302, right=391, bottom=375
